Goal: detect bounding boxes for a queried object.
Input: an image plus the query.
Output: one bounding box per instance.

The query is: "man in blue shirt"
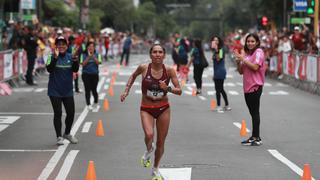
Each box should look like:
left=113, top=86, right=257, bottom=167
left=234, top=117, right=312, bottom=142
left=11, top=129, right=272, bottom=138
left=120, top=32, right=132, bottom=66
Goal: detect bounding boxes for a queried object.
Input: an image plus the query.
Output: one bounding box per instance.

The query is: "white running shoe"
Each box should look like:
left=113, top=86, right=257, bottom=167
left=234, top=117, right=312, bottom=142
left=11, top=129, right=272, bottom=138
left=87, top=105, right=93, bottom=110
left=224, top=106, right=232, bottom=111
left=56, top=137, right=64, bottom=145
left=141, top=142, right=155, bottom=168
left=63, top=134, right=78, bottom=144
left=152, top=168, right=164, bottom=180
left=216, top=106, right=224, bottom=113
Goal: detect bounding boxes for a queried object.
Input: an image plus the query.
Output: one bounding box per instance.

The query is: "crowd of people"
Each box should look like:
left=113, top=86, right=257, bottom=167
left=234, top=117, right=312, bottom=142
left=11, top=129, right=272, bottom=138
left=226, top=25, right=320, bottom=67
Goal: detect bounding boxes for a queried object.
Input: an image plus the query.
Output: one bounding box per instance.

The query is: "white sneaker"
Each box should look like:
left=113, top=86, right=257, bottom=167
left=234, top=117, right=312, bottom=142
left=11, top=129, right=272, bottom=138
left=92, top=103, right=99, bottom=109
left=224, top=106, right=232, bottom=111
left=87, top=105, right=93, bottom=110
left=63, top=134, right=78, bottom=144
left=216, top=106, right=224, bottom=113
left=141, top=142, right=155, bottom=168
left=56, top=137, right=64, bottom=145
left=152, top=168, right=164, bottom=180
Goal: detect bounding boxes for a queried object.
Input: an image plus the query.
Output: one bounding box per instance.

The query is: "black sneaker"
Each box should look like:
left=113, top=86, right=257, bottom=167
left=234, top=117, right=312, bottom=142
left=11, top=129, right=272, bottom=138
left=251, top=138, right=262, bottom=146
left=241, top=137, right=254, bottom=146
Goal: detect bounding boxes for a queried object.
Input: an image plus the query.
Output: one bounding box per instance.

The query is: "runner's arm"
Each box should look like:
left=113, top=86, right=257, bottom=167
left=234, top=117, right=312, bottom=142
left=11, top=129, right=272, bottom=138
left=120, top=64, right=144, bottom=102
left=167, top=67, right=182, bottom=95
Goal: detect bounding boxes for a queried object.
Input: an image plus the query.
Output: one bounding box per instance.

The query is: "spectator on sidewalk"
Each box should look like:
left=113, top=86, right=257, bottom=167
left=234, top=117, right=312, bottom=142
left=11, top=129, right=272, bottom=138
left=23, top=26, right=38, bottom=85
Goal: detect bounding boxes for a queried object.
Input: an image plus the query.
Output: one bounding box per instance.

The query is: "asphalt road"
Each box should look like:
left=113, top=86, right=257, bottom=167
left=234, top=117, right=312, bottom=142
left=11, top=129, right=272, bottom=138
left=0, top=53, right=319, bottom=180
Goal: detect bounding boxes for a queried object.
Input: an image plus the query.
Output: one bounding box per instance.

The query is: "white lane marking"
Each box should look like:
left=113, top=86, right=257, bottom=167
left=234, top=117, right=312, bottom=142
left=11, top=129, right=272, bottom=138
left=55, top=150, right=79, bottom=180
left=113, top=81, right=140, bottom=86
left=0, top=125, right=9, bottom=132
left=34, top=88, right=47, bottom=92
left=97, top=77, right=106, bottom=91
left=13, top=88, right=34, bottom=92
left=276, top=82, right=288, bottom=87
left=226, top=74, right=234, bottom=78
left=99, top=93, right=106, bottom=100
left=82, top=122, right=92, bottom=133
left=0, top=116, right=20, bottom=124
left=264, top=82, right=272, bottom=87
left=198, top=96, right=206, bottom=101
left=268, top=150, right=316, bottom=180
left=225, top=82, right=236, bottom=87
left=207, top=91, right=216, bottom=95
left=38, top=75, right=106, bottom=180
left=118, top=72, right=133, bottom=76
left=0, top=149, right=56, bottom=152
left=0, top=112, right=80, bottom=115
left=269, top=91, right=289, bottom=95
left=186, top=87, right=193, bottom=91
left=159, top=168, right=192, bottom=180
left=92, top=105, right=100, bottom=112
left=233, top=122, right=251, bottom=132
left=135, top=90, right=142, bottom=94
left=228, top=91, right=239, bottom=95
left=37, top=144, right=69, bottom=180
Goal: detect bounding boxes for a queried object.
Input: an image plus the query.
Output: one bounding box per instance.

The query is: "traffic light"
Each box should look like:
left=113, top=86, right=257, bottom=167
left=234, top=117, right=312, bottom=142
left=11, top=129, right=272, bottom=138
left=307, top=0, right=315, bottom=14
left=261, top=16, right=268, bottom=26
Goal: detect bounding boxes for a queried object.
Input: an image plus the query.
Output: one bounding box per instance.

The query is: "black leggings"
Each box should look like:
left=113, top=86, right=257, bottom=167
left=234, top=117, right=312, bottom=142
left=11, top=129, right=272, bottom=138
left=214, top=79, right=229, bottom=106
left=244, top=86, right=263, bottom=138
left=193, top=65, right=204, bottom=89
left=82, top=73, right=99, bottom=105
left=49, top=96, right=75, bottom=137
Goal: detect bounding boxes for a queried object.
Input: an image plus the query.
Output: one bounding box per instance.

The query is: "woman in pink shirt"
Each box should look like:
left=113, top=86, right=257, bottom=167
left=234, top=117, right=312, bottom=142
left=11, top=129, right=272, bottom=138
left=234, top=33, right=265, bottom=146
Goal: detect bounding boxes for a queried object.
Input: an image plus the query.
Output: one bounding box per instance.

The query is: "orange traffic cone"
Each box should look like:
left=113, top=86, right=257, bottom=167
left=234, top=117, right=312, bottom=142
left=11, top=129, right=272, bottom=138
left=192, top=88, right=197, bottom=96
left=96, top=119, right=105, bottom=137
left=103, top=99, right=109, bottom=111
left=240, top=120, right=247, bottom=137
left=108, top=86, right=114, bottom=96
left=86, top=161, right=97, bottom=180
left=210, top=99, right=216, bottom=111
left=302, top=163, right=312, bottom=180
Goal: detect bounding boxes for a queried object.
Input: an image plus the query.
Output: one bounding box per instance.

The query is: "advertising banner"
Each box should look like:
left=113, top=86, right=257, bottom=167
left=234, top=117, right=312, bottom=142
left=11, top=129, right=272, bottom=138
left=306, top=56, right=317, bottom=82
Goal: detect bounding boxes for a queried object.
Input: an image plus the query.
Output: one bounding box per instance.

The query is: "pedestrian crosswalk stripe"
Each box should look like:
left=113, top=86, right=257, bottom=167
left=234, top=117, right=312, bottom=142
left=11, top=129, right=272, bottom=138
left=228, top=90, right=239, bottom=95
left=269, top=91, right=289, bottom=95
left=207, top=91, right=216, bottom=95
left=159, top=168, right=192, bottom=180
left=34, top=88, right=47, bottom=92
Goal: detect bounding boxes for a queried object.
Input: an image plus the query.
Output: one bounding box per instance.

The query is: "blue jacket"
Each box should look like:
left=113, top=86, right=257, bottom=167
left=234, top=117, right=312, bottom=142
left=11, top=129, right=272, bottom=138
left=80, top=53, right=102, bottom=74
left=213, top=48, right=226, bottom=79
left=46, top=53, right=79, bottom=97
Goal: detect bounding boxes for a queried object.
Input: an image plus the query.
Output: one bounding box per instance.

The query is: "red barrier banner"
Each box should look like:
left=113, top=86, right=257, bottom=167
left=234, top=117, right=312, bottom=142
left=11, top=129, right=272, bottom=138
left=277, top=52, right=283, bottom=74
left=0, top=53, right=3, bottom=81
left=299, top=55, right=307, bottom=80
left=12, top=50, right=19, bottom=76
left=288, top=53, right=295, bottom=75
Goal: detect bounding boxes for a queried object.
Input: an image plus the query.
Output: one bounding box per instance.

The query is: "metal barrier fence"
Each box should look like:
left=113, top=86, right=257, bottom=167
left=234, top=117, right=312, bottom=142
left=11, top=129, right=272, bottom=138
left=0, top=49, right=27, bottom=82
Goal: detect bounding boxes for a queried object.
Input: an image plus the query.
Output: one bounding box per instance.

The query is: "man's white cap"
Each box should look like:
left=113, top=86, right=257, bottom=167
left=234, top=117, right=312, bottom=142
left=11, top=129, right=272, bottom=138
left=294, top=26, right=300, bottom=31
left=57, top=29, right=63, bottom=34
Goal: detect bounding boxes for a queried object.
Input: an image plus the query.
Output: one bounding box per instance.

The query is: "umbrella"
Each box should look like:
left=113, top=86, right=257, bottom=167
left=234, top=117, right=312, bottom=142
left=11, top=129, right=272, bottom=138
left=100, top=27, right=115, bottom=35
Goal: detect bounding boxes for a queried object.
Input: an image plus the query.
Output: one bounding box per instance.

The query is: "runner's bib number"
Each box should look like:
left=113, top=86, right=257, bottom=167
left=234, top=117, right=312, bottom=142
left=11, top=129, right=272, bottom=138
left=147, top=89, right=164, bottom=98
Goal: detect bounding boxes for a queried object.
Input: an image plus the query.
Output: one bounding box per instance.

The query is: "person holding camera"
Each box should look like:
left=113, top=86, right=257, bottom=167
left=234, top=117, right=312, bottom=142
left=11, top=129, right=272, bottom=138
left=80, top=41, right=102, bottom=110
left=234, top=33, right=266, bottom=146
left=211, top=35, right=231, bottom=113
